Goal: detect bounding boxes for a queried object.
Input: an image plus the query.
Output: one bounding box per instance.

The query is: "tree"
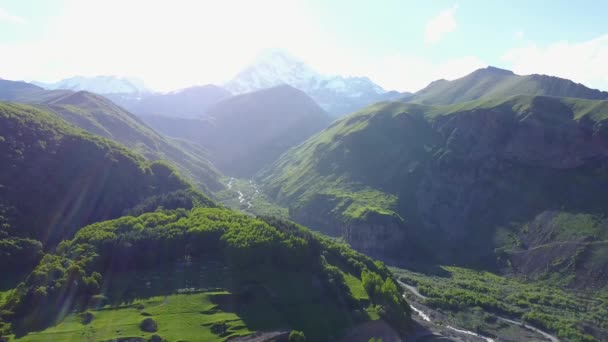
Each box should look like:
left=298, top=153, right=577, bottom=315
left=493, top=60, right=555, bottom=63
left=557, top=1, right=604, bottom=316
left=289, top=330, right=306, bottom=342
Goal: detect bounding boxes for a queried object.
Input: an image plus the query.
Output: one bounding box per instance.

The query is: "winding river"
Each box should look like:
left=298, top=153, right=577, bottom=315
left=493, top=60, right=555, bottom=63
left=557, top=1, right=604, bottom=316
left=397, top=280, right=560, bottom=342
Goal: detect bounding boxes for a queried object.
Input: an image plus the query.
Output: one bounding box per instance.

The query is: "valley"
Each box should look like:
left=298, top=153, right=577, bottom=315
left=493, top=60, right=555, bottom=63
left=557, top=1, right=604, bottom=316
left=2, top=7, right=608, bottom=339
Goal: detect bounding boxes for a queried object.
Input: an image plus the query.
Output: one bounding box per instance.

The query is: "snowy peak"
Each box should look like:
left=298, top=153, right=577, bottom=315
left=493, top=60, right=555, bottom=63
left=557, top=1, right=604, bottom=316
left=224, top=49, right=391, bottom=116
left=34, top=75, right=149, bottom=94
left=225, top=49, right=322, bottom=94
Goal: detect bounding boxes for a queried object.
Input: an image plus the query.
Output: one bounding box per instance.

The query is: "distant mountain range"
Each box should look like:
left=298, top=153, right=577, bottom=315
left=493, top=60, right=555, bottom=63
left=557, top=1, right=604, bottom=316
left=225, top=49, right=409, bottom=116
left=143, top=85, right=331, bottom=177
left=408, top=66, right=608, bottom=104
left=33, top=75, right=149, bottom=94
left=259, top=66, right=608, bottom=294
left=109, top=84, right=232, bottom=118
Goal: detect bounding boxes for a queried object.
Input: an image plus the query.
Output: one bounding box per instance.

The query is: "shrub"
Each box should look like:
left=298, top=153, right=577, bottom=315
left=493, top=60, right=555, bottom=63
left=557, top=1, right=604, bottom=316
left=140, top=318, right=158, bottom=332
left=288, top=330, right=306, bottom=342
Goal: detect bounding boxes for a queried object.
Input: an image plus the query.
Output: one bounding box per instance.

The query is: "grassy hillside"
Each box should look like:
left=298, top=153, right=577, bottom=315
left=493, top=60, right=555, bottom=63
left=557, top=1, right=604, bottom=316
left=0, top=208, right=411, bottom=341
left=259, top=95, right=608, bottom=286
left=0, top=80, right=224, bottom=194
left=0, top=102, right=213, bottom=273
left=409, top=66, right=608, bottom=105
left=143, top=85, right=332, bottom=178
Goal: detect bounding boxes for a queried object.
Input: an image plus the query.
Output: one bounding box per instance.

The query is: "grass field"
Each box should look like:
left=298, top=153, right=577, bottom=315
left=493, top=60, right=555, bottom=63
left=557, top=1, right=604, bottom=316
left=10, top=260, right=372, bottom=342
left=13, top=292, right=252, bottom=342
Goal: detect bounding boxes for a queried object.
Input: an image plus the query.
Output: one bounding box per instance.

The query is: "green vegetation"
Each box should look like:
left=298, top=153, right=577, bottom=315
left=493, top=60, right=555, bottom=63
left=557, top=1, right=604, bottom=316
left=215, top=178, right=289, bottom=219
left=408, top=66, right=608, bottom=105
left=259, top=94, right=608, bottom=286
left=0, top=208, right=411, bottom=341
left=393, top=266, right=607, bottom=341
left=40, top=91, right=224, bottom=193
left=0, top=102, right=213, bottom=276
left=0, top=79, right=224, bottom=193
left=289, top=330, right=306, bottom=341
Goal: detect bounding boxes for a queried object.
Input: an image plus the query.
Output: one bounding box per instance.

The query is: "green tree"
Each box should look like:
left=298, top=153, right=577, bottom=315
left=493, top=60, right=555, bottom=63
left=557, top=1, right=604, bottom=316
left=288, top=330, right=306, bottom=342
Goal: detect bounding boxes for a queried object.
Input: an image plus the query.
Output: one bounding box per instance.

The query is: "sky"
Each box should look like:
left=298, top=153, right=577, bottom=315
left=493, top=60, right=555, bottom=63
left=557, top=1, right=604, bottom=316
left=1, top=0, right=607, bottom=92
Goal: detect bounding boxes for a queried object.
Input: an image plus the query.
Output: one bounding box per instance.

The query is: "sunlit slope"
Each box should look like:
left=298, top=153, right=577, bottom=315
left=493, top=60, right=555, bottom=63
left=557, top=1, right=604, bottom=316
left=2, top=208, right=412, bottom=341
left=408, top=66, right=608, bottom=105
left=259, top=95, right=608, bottom=287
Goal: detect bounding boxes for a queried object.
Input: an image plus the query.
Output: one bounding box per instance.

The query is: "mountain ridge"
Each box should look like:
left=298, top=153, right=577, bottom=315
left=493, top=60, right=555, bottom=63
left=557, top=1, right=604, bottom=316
left=33, top=75, right=149, bottom=94
left=259, top=95, right=608, bottom=288
left=225, top=49, right=408, bottom=116
left=409, top=66, right=608, bottom=105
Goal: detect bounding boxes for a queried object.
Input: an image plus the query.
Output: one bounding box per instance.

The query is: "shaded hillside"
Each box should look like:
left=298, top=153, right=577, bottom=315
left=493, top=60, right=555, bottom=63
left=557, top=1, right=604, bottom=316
left=0, top=208, right=411, bottom=341
left=115, top=84, right=232, bottom=118
left=0, top=102, right=213, bottom=270
left=259, top=96, right=608, bottom=288
left=409, top=66, right=608, bottom=105
left=144, top=85, right=331, bottom=177
left=0, top=80, right=224, bottom=193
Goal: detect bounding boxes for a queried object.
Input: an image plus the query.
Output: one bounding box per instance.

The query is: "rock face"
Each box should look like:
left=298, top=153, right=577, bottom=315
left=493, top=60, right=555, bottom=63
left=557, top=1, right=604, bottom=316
left=260, top=95, right=608, bottom=283
left=291, top=202, right=406, bottom=259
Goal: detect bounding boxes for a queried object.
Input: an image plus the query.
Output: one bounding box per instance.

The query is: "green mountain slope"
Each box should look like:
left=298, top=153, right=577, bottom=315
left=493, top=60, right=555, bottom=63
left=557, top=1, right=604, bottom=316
left=0, top=80, right=224, bottom=193
left=409, top=66, right=608, bottom=105
left=0, top=208, right=411, bottom=341
left=143, top=85, right=332, bottom=177
left=0, top=102, right=213, bottom=271
left=259, top=96, right=608, bottom=288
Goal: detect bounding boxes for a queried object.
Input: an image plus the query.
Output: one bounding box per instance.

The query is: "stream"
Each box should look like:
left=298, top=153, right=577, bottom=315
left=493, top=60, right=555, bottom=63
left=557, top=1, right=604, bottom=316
left=398, top=280, right=560, bottom=342
left=226, top=178, right=257, bottom=209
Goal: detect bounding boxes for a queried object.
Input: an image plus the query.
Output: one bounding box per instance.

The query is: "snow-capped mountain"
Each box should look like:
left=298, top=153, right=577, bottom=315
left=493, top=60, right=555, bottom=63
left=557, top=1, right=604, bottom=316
left=224, top=49, right=406, bottom=116
left=34, top=75, right=149, bottom=94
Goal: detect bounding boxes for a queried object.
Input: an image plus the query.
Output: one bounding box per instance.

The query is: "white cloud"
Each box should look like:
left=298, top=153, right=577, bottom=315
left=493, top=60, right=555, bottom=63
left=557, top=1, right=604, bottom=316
left=0, top=7, right=24, bottom=24
left=366, top=55, right=485, bottom=92
left=502, top=34, right=608, bottom=90
left=424, top=6, right=457, bottom=44
left=0, top=0, right=324, bottom=91
left=0, top=0, right=483, bottom=93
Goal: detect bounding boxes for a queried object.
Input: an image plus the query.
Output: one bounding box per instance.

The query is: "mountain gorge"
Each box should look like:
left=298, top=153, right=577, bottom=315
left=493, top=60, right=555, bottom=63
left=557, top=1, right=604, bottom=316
left=143, top=85, right=332, bottom=177
left=0, top=84, right=411, bottom=342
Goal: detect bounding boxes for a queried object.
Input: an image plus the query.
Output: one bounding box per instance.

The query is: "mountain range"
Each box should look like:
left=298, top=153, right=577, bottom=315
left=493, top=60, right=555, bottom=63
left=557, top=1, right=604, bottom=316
left=260, top=93, right=608, bottom=287
left=0, top=96, right=408, bottom=341
left=408, top=66, right=608, bottom=104
left=0, top=79, right=224, bottom=193
left=4, top=57, right=608, bottom=341
left=225, top=49, right=409, bottom=116
left=33, top=75, right=149, bottom=94
left=143, top=85, right=331, bottom=177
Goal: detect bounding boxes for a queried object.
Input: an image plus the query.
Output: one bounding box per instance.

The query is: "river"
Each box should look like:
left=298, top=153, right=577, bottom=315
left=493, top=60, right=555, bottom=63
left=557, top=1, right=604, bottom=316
left=398, top=280, right=560, bottom=342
